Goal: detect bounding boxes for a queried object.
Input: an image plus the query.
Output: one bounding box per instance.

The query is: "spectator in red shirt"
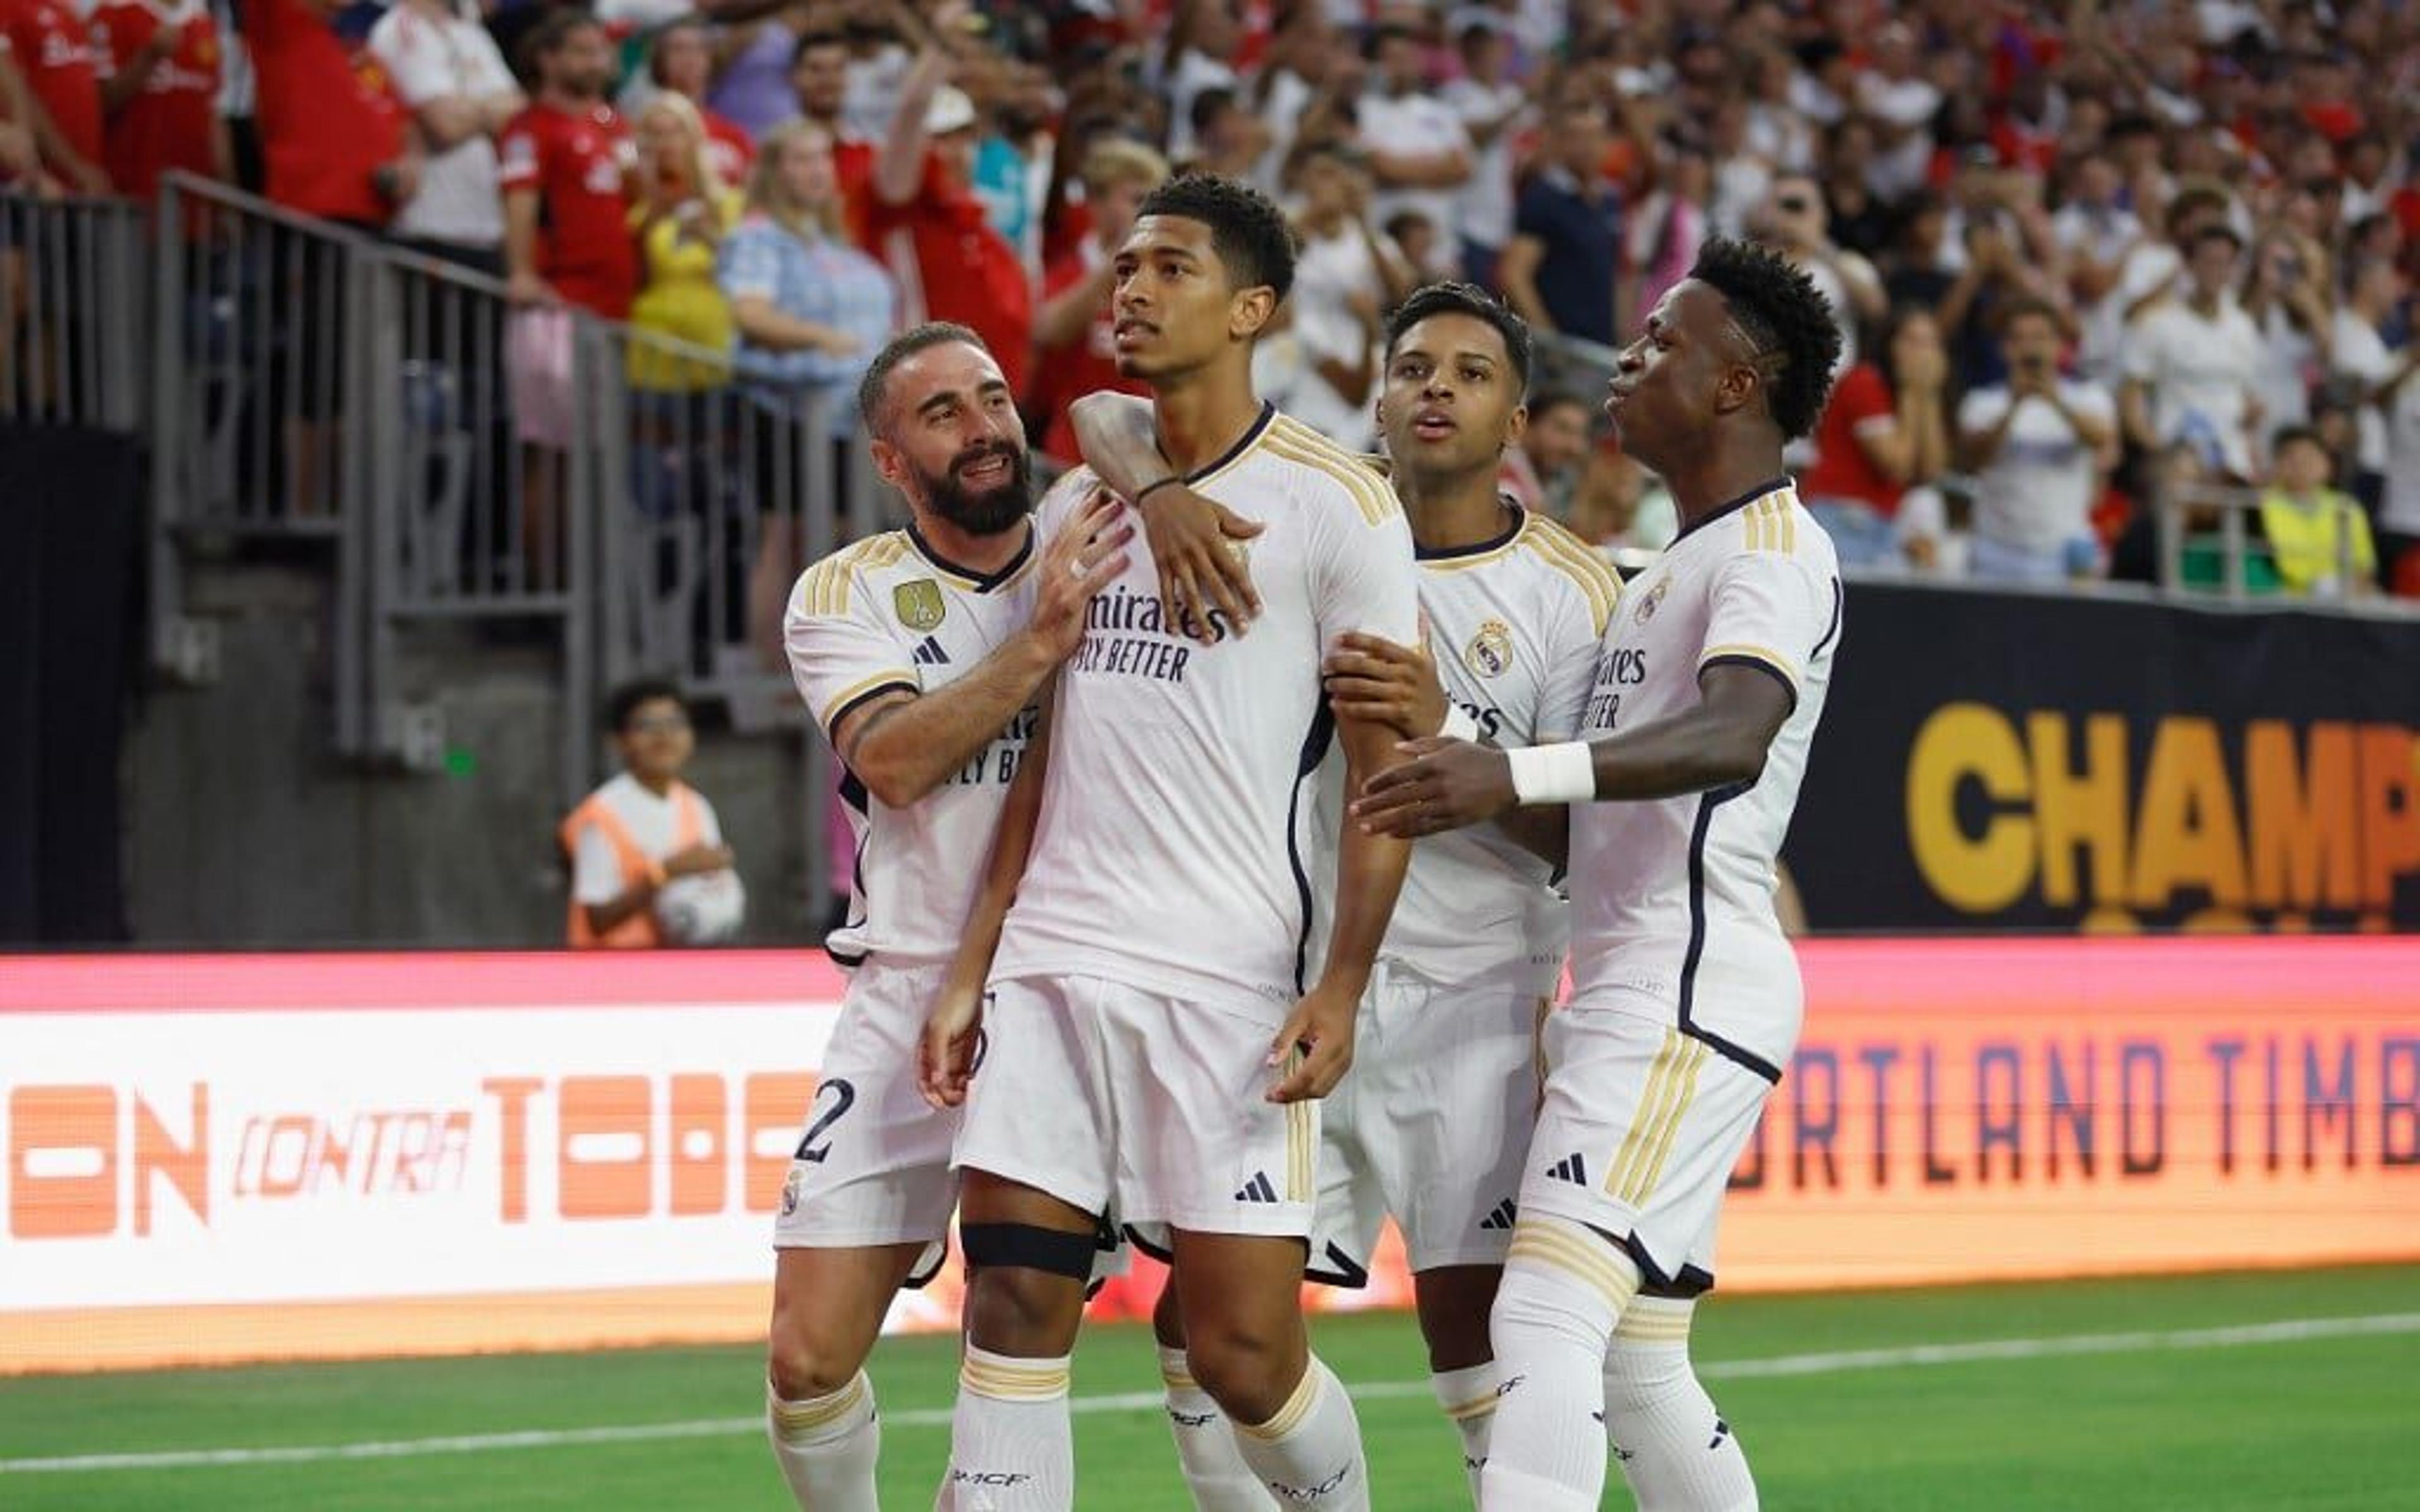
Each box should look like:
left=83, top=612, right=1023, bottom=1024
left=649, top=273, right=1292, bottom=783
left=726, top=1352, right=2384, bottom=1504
left=1797, top=306, right=1952, bottom=568
left=648, top=19, right=752, bottom=190
left=787, top=26, right=872, bottom=238
left=91, top=0, right=228, bottom=205
left=243, top=0, right=415, bottom=226
left=2, top=0, right=108, bottom=192
left=499, top=9, right=635, bottom=318
left=860, top=25, right=1032, bottom=397
left=1029, top=137, right=1167, bottom=461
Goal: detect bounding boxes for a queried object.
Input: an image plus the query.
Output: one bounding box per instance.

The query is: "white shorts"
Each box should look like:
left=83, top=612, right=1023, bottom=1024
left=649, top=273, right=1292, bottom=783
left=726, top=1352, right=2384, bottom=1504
left=1310, top=960, right=1550, bottom=1283
left=1516, top=1002, right=1778, bottom=1291
left=773, top=958, right=955, bottom=1286
left=954, top=975, right=1318, bottom=1242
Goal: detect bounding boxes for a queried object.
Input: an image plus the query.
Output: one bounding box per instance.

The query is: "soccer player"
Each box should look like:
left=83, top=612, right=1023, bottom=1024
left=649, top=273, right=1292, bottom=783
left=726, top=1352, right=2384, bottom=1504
left=1071, top=282, right=1619, bottom=1506
left=917, top=173, right=1420, bottom=1510
left=765, top=322, right=1134, bottom=1511
left=1356, top=238, right=1845, bottom=1512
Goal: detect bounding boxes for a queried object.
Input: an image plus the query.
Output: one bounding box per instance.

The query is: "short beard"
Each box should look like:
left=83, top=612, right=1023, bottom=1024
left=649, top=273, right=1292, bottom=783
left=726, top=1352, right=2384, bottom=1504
left=918, top=441, right=1034, bottom=536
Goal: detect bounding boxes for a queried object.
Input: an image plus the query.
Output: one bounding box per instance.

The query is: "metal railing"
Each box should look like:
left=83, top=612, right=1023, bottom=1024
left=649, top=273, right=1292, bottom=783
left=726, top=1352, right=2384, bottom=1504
left=2155, top=480, right=2372, bottom=601
left=140, top=173, right=872, bottom=908
left=0, top=190, right=148, bottom=431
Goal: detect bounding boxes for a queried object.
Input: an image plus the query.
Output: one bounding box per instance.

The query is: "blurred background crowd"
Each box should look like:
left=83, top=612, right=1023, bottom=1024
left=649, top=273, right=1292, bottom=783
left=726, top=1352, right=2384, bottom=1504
left=8, top=0, right=2420, bottom=597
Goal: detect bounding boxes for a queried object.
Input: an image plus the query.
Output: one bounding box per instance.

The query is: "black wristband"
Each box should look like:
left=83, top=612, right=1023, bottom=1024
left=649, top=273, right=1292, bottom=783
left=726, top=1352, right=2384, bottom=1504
left=1133, top=476, right=1185, bottom=505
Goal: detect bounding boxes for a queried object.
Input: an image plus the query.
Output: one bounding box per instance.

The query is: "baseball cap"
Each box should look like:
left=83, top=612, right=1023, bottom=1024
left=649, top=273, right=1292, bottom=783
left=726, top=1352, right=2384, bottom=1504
left=925, top=86, right=978, bottom=136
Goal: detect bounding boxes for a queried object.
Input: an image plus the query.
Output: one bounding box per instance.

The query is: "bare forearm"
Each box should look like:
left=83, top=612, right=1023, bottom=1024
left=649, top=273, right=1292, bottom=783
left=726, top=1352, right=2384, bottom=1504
left=101, top=54, right=163, bottom=113
left=732, top=297, right=848, bottom=352
left=1035, top=267, right=1114, bottom=350
left=1316, top=803, right=1411, bottom=1002
left=504, top=192, right=541, bottom=278
left=848, top=635, right=1057, bottom=807
left=585, top=878, right=657, bottom=936
left=1069, top=390, right=1172, bottom=497
left=943, top=706, right=1052, bottom=989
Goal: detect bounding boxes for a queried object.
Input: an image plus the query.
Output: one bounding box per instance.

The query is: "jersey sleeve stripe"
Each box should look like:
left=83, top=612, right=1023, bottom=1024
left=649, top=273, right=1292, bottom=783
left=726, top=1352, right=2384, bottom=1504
left=1267, top=420, right=1401, bottom=525
left=1521, top=522, right=1622, bottom=634
left=1698, top=647, right=1800, bottom=714
left=820, top=672, right=918, bottom=737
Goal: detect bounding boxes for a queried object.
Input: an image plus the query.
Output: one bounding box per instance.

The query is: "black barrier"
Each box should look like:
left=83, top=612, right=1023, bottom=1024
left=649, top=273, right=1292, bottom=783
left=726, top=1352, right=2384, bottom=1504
left=1782, top=581, right=2420, bottom=933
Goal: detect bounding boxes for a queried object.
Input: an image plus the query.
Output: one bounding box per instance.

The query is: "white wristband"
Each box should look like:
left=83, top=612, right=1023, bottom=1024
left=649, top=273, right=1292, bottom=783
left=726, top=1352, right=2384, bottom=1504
left=1438, top=704, right=1482, bottom=742
left=1506, top=742, right=1595, bottom=806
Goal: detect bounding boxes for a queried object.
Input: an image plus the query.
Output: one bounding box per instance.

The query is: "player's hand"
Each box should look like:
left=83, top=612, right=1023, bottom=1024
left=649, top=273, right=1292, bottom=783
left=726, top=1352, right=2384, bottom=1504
left=1267, top=985, right=1356, bottom=1102
left=1351, top=735, right=1518, bottom=839
left=918, top=983, right=986, bottom=1109
left=1137, top=483, right=1262, bottom=642
left=1322, top=629, right=1447, bottom=742
left=664, top=842, right=734, bottom=878
left=1028, top=486, right=1132, bottom=661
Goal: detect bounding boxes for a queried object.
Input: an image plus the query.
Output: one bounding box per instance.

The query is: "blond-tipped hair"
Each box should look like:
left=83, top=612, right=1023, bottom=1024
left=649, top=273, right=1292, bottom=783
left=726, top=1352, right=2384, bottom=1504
left=1080, top=138, right=1172, bottom=196
left=748, top=120, right=846, bottom=239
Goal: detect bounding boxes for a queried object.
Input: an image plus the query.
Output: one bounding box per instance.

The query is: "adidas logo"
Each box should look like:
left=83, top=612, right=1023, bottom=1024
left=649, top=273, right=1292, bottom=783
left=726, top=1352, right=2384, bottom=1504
left=1545, top=1152, right=1589, bottom=1184
left=1478, top=1198, right=1517, bottom=1231
left=1710, top=1417, right=1733, bottom=1451
left=1235, top=1171, right=1279, bottom=1204
left=912, top=635, right=949, bottom=666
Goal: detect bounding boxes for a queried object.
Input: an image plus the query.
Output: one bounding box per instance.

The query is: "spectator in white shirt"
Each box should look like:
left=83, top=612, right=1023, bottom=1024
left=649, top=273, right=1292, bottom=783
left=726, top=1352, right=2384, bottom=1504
left=2239, top=226, right=2334, bottom=438
left=1854, top=21, right=1939, bottom=200
left=1442, top=16, right=1526, bottom=290
left=2121, top=222, right=2264, bottom=479
left=369, top=0, right=522, bottom=272
left=1155, top=0, right=1238, bottom=166
left=1961, top=297, right=2121, bottom=583
left=1357, top=22, right=1472, bottom=279
left=1284, top=141, right=1416, bottom=448
left=2331, top=256, right=2406, bottom=510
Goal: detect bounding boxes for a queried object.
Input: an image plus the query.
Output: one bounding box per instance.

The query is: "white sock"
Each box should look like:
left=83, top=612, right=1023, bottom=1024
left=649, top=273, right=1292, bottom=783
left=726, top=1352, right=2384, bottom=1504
left=1230, top=1356, right=1369, bottom=1511
left=766, top=1373, right=880, bottom=1512
left=1429, top=1361, right=1499, bottom=1506
left=1160, top=1346, right=1277, bottom=1510
left=1603, top=1297, right=1758, bottom=1512
left=943, top=1344, right=1072, bottom=1510
left=1476, top=1215, right=1639, bottom=1512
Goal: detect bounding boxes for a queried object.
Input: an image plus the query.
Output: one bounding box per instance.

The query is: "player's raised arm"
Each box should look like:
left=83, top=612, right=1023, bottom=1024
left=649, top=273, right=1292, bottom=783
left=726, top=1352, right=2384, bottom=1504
left=918, top=689, right=1055, bottom=1109
left=799, top=489, right=1129, bottom=810
left=1068, top=390, right=1263, bottom=641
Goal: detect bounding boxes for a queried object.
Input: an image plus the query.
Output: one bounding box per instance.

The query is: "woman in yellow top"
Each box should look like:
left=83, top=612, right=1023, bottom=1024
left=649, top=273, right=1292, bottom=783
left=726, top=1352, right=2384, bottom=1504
left=626, top=93, right=743, bottom=392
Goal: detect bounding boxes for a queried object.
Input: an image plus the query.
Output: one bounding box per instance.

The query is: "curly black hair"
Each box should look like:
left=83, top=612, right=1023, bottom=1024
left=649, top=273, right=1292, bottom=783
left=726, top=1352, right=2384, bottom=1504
left=605, top=677, right=686, bottom=735
left=1134, top=172, right=1299, bottom=303
left=1686, top=237, right=1842, bottom=442
left=1383, top=281, right=1534, bottom=391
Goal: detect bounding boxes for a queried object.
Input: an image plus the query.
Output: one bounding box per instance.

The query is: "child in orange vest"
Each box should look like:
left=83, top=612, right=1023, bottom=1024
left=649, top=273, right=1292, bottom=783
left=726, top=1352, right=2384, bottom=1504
left=562, top=679, right=740, bottom=948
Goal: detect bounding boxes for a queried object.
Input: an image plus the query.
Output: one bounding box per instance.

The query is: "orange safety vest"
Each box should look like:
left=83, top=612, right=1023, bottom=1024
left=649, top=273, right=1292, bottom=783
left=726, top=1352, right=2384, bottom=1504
left=560, top=782, right=705, bottom=949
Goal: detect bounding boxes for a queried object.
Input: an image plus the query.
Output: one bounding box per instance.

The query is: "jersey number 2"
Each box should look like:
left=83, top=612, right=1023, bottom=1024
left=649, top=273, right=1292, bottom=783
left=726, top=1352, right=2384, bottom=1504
left=795, top=1078, right=856, bottom=1164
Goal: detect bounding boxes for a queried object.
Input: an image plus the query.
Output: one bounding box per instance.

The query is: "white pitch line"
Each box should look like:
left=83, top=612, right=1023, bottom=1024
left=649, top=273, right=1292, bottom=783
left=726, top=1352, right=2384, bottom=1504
left=4, top=1312, right=2415, bottom=1475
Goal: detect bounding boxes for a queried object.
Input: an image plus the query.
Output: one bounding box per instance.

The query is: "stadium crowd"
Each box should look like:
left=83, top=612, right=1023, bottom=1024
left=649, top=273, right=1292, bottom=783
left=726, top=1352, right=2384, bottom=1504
left=6, top=0, right=2420, bottom=595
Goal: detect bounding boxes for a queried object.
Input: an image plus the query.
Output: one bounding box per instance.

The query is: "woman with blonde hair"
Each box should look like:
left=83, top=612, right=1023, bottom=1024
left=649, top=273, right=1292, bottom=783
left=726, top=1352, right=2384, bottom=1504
left=626, top=90, right=742, bottom=392
left=719, top=119, right=897, bottom=659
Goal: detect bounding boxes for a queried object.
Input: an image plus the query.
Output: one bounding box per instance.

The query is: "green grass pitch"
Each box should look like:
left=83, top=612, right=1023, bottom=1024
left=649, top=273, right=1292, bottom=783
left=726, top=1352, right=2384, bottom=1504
left=4, top=1266, right=2418, bottom=1509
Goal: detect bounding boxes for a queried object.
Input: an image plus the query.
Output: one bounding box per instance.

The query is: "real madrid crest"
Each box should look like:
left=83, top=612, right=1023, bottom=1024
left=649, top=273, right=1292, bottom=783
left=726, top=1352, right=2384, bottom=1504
left=893, top=578, right=946, bottom=631
left=1465, top=618, right=1514, bottom=679
left=1634, top=576, right=1670, bottom=624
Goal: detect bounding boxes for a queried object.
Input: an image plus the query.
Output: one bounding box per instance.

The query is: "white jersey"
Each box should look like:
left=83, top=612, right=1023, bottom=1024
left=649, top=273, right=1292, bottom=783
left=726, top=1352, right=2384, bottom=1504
left=993, top=407, right=1420, bottom=1024
left=1311, top=506, right=1619, bottom=990
left=1566, top=481, right=1843, bottom=1081
left=569, top=773, right=727, bottom=905
left=785, top=524, right=1040, bottom=966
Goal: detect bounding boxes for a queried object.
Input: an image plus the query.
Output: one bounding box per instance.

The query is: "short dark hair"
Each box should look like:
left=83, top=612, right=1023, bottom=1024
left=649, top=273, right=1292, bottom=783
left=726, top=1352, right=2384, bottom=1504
left=606, top=677, right=686, bottom=734
left=1526, top=387, right=1591, bottom=421
left=1134, top=172, right=1298, bottom=302
left=856, top=321, right=989, bottom=438
left=2271, top=423, right=2327, bottom=455
left=790, top=27, right=846, bottom=66
left=1686, top=237, right=1842, bottom=441
left=2189, top=222, right=2245, bottom=255
left=521, top=8, right=602, bottom=77
left=1384, top=281, right=1535, bottom=391
left=1189, top=86, right=1236, bottom=139
left=1995, top=294, right=2063, bottom=335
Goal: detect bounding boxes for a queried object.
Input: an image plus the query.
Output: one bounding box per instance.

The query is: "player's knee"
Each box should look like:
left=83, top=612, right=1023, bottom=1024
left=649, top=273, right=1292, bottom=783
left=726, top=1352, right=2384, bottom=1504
left=960, top=1222, right=1091, bottom=1356
left=1181, top=1319, right=1302, bottom=1424
left=1414, top=1266, right=1502, bottom=1372
left=764, top=1327, right=863, bottom=1403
